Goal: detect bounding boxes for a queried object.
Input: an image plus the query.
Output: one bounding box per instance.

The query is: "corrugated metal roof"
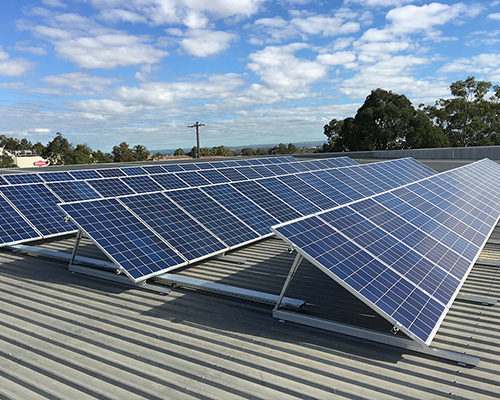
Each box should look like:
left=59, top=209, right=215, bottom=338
left=1, top=230, right=499, bottom=399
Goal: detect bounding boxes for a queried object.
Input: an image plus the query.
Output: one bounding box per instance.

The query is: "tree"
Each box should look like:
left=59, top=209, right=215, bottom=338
left=133, top=144, right=150, bottom=161
left=112, top=142, right=134, bottom=162
left=323, top=88, right=448, bottom=151
left=424, top=76, right=499, bottom=146
left=41, top=132, right=74, bottom=165
left=212, top=145, right=227, bottom=156
left=92, top=150, right=113, bottom=163
left=174, top=148, right=185, bottom=156
left=70, top=144, right=93, bottom=164
left=0, top=149, right=15, bottom=168
left=287, top=143, right=299, bottom=154
left=151, top=152, right=163, bottom=161
left=241, top=147, right=256, bottom=156
left=32, top=142, right=45, bottom=155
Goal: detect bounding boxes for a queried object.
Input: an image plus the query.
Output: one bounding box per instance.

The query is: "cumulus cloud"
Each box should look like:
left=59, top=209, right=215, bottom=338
left=12, top=42, right=47, bottom=56
left=179, top=29, right=239, bottom=57
left=316, top=51, right=356, bottom=66
left=0, top=46, right=35, bottom=77
left=41, top=72, right=120, bottom=91
left=71, top=99, right=142, bottom=114
left=42, top=0, right=67, bottom=7
left=54, top=34, right=168, bottom=68
left=488, top=13, right=500, bottom=20
left=439, top=53, right=500, bottom=80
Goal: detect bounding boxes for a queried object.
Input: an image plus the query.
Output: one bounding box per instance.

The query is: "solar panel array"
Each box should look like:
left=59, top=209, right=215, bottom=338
left=273, top=158, right=500, bottom=346
left=0, top=156, right=353, bottom=247
left=58, top=158, right=437, bottom=282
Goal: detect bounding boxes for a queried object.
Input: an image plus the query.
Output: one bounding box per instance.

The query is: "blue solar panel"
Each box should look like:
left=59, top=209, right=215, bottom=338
left=97, top=168, right=126, bottom=178
left=165, top=188, right=259, bottom=247
left=87, top=178, right=135, bottom=197
left=38, top=171, right=75, bottom=182
left=150, top=174, right=189, bottom=190
left=233, top=159, right=252, bottom=166
left=324, top=169, right=378, bottom=197
left=162, top=164, right=184, bottom=173
left=121, top=166, right=147, bottom=176
left=69, top=169, right=101, bottom=180
left=202, top=184, right=279, bottom=236
left=178, top=163, right=200, bottom=171
left=0, top=176, right=8, bottom=185
left=323, top=157, right=359, bottom=167
left=120, top=176, right=164, bottom=193
left=0, top=184, right=76, bottom=237
left=231, top=180, right=302, bottom=223
left=234, top=166, right=263, bottom=180
left=250, top=165, right=276, bottom=177
left=255, top=158, right=273, bottom=165
left=256, top=178, right=321, bottom=216
left=4, top=173, right=44, bottom=185
left=194, top=162, right=216, bottom=170
left=176, top=171, right=211, bottom=187
left=282, top=162, right=309, bottom=172
left=245, top=158, right=264, bottom=165
left=120, top=192, right=228, bottom=262
left=47, top=181, right=102, bottom=203
left=219, top=168, right=248, bottom=182
left=273, top=159, right=500, bottom=346
left=59, top=198, right=187, bottom=281
left=296, top=172, right=353, bottom=204
left=221, top=161, right=239, bottom=168
left=141, top=165, right=168, bottom=174
left=0, top=196, right=41, bottom=244
left=277, top=174, right=338, bottom=210
left=299, top=160, right=324, bottom=171
left=197, top=169, right=231, bottom=184
left=264, top=164, right=289, bottom=175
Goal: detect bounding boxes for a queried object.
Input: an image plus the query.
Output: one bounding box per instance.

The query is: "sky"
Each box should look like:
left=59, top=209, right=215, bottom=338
left=0, top=0, right=499, bottom=153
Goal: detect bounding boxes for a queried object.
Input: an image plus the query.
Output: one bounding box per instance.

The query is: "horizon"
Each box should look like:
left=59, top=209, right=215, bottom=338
left=0, top=0, right=499, bottom=152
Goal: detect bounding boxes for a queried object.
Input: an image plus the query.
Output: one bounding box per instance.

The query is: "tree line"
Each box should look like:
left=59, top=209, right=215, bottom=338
left=322, top=76, right=500, bottom=152
left=174, top=142, right=306, bottom=158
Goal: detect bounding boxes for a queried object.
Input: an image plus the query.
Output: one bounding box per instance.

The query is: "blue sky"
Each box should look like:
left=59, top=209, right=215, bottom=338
left=0, top=0, right=499, bottom=152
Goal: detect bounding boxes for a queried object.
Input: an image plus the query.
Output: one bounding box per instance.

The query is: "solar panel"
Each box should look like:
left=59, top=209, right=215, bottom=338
left=0, top=196, right=41, bottom=245
left=121, top=166, right=147, bottom=176
left=282, top=162, right=309, bottom=172
left=97, top=168, right=126, bottom=178
left=296, top=172, right=353, bottom=204
left=178, top=164, right=200, bottom=171
left=218, top=168, right=248, bottom=182
left=47, top=181, right=102, bottom=203
left=176, top=171, right=211, bottom=187
left=323, top=157, right=359, bottom=167
left=245, top=158, right=264, bottom=165
left=0, top=184, right=76, bottom=237
left=264, top=164, right=289, bottom=175
left=165, top=188, right=259, bottom=247
left=3, top=173, right=44, bottom=185
left=195, top=162, right=217, bottom=170
left=59, top=198, right=187, bottom=281
left=231, top=180, right=302, bottom=223
left=38, top=171, right=75, bottom=182
left=273, top=159, right=500, bottom=346
left=69, top=169, right=101, bottom=180
left=282, top=156, right=298, bottom=163
left=120, top=192, right=228, bottom=262
left=299, top=160, right=324, bottom=171
left=277, top=174, right=338, bottom=210
left=120, top=175, right=164, bottom=193
left=162, top=164, right=184, bottom=173
left=233, top=159, right=252, bottom=166
left=255, top=158, right=274, bottom=165
left=141, top=165, right=168, bottom=174
left=150, top=174, right=189, bottom=190
left=87, top=178, right=135, bottom=197
left=222, top=160, right=239, bottom=168
left=234, top=166, right=263, bottom=180
left=196, top=169, right=231, bottom=184
left=202, top=184, right=280, bottom=236
left=0, top=176, right=8, bottom=185
left=256, top=177, right=321, bottom=216
left=325, top=169, right=378, bottom=197
left=250, top=165, right=276, bottom=177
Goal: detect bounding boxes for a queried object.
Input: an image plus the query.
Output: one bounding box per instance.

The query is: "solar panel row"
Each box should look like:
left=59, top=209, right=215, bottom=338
left=273, top=158, right=500, bottom=346
left=59, top=158, right=437, bottom=282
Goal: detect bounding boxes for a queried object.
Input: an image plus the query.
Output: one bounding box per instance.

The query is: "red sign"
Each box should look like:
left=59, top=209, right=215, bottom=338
left=33, top=160, right=47, bottom=166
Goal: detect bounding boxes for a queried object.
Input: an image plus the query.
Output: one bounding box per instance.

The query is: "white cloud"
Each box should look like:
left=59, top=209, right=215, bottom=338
left=179, top=29, right=239, bottom=57
left=98, top=9, right=148, bottom=24
left=316, top=51, right=356, bottom=66
left=42, top=0, right=67, bottom=7
left=291, top=15, right=360, bottom=37
left=54, top=34, right=168, bottom=68
left=116, top=73, right=246, bottom=106
left=0, top=46, right=34, bottom=77
left=41, top=72, right=120, bottom=91
left=344, top=0, right=414, bottom=6
left=12, top=42, right=47, bottom=56
left=488, top=13, right=500, bottom=20
left=247, top=43, right=328, bottom=99
left=71, top=99, right=142, bottom=114
left=439, top=53, right=500, bottom=80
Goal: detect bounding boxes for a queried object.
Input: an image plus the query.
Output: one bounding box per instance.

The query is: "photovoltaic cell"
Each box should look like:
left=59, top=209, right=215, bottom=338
left=202, top=184, right=280, bottom=236
left=250, top=165, right=276, bottom=177
left=150, top=174, right=189, bottom=190
left=69, top=169, right=101, bottom=180
left=0, top=196, right=40, bottom=244
left=299, top=160, right=324, bottom=171
left=178, top=164, right=200, bottom=171
left=121, top=166, right=147, bottom=176
left=197, top=169, right=231, bottom=184
left=235, top=166, right=263, bottom=180
left=296, top=172, right=353, bottom=205
left=120, top=175, right=164, bottom=193
left=97, top=168, right=126, bottom=178
left=120, top=192, right=228, bottom=262
left=38, top=171, right=75, bottom=182
left=87, top=178, right=135, bottom=197
left=195, top=162, right=217, bottom=170
left=59, top=198, right=187, bottom=281
left=165, top=188, right=259, bottom=247
left=233, top=159, right=252, bottom=166
left=176, top=171, right=211, bottom=187
left=4, top=173, right=44, bottom=185
left=264, top=164, right=290, bottom=175
left=277, top=174, right=338, bottom=210
left=162, top=164, right=184, bottom=173
left=218, top=168, right=248, bottom=182
left=0, top=176, right=8, bottom=185
left=141, top=165, right=168, bottom=174
left=47, top=181, right=102, bottom=203
left=231, top=180, right=302, bottom=223
left=273, top=159, right=500, bottom=346
left=0, top=184, right=76, bottom=237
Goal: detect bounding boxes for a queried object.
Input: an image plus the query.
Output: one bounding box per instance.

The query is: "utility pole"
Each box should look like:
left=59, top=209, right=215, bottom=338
left=188, top=122, right=205, bottom=159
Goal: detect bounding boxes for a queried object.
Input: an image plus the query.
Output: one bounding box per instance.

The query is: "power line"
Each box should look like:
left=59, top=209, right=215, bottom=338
left=188, top=121, right=205, bottom=159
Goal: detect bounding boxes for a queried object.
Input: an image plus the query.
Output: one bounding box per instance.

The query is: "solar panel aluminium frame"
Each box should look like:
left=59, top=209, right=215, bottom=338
left=271, top=159, right=500, bottom=354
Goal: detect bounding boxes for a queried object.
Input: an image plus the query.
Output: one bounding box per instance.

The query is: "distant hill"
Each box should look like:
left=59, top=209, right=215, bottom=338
left=152, top=140, right=325, bottom=154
